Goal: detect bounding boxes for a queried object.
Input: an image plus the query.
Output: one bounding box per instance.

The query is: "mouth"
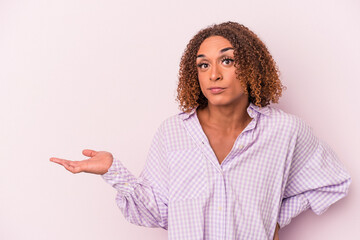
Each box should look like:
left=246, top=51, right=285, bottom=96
left=208, top=87, right=226, bottom=94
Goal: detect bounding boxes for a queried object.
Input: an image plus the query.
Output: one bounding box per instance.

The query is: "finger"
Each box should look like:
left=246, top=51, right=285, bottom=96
left=63, top=162, right=82, bottom=174
left=82, top=149, right=98, bottom=158
left=51, top=160, right=66, bottom=167
left=50, top=158, right=71, bottom=168
left=59, top=160, right=84, bottom=173
left=50, top=158, right=83, bottom=172
left=50, top=157, right=71, bottom=165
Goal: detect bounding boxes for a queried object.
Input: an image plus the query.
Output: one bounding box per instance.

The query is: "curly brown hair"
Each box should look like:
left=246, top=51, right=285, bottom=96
left=176, top=21, right=285, bottom=113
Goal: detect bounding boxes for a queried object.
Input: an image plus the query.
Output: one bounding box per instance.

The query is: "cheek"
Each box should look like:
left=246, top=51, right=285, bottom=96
left=228, top=76, right=245, bottom=94
left=197, top=70, right=206, bottom=80
left=198, top=82, right=207, bottom=97
left=197, top=73, right=207, bottom=90
left=234, top=80, right=246, bottom=94
left=225, top=70, right=237, bottom=80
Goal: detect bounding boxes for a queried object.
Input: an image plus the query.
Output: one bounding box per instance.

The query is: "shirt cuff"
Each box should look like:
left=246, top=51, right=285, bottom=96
left=277, top=194, right=310, bottom=228
left=101, top=158, right=138, bottom=196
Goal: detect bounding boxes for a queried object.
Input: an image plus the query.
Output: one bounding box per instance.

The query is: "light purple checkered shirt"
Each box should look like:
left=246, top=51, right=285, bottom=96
left=102, top=103, right=351, bottom=239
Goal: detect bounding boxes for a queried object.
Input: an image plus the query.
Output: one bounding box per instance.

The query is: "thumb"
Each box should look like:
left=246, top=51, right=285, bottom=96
left=82, top=149, right=98, bottom=157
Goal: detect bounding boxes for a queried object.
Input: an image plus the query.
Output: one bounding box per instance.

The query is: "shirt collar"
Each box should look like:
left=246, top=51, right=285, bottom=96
left=178, top=108, right=196, bottom=120
left=248, top=102, right=270, bottom=117
left=179, top=102, right=270, bottom=121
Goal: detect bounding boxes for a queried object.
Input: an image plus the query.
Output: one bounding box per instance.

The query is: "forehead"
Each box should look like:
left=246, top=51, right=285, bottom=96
left=197, top=36, right=233, bottom=55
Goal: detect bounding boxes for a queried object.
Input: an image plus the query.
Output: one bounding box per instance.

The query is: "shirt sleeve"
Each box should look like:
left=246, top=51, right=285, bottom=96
left=278, top=118, right=351, bottom=228
left=101, top=124, right=169, bottom=229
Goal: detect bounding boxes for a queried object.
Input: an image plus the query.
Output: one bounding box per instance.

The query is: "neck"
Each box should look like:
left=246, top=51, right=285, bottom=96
left=197, top=98, right=252, bottom=133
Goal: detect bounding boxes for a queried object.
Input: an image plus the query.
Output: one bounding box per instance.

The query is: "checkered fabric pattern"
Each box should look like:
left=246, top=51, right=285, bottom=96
left=102, top=103, right=351, bottom=240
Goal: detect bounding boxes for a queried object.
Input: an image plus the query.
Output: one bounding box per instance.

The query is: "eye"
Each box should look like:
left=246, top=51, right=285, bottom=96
left=197, top=63, right=209, bottom=69
left=221, top=57, right=234, bottom=66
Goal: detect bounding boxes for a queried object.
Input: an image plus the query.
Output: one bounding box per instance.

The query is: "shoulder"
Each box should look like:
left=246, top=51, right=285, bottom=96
left=157, top=111, right=187, bottom=132
left=155, top=111, right=197, bottom=151
left=259, top=105, right=319, bottom=156
left=154, top=111, right=191, bottom=142
left=257, top=105, right=310, bottom=137
left=265, top=105, right=298, bottom=123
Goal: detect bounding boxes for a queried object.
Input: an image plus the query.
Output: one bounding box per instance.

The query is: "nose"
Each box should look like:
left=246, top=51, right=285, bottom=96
left=210, top=64, right=222, bottom=81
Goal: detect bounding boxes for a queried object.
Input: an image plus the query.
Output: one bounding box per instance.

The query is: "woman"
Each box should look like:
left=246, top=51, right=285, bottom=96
left=50, top=22, right=351, bottom=239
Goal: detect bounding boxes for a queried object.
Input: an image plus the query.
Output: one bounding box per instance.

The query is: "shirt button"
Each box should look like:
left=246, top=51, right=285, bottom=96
left=124, top=182, right=129, bottom=186
left=218, top=207, right=222, bottom=211
left=113, top=172, right=119, bottom=175
left=239, top=145, right=244, bottom=149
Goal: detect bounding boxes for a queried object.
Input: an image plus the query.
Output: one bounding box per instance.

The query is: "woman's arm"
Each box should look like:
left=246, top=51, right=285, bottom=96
left=273, top=223, right=280, bottom=240
left=50, top=125, right=169, bottom=229
left=278, top=118, right=351, bottom=228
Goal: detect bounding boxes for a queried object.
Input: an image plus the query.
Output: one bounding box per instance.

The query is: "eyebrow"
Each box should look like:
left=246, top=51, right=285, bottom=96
left=196, top=47, right=234, bottom=58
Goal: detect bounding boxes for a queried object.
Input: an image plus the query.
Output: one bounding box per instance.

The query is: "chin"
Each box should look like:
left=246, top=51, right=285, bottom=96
left=207, top=100, right=232, bottom=107
left=207, top=98, right=245, bottom=108
left=206, top=94, right=247, bottom=108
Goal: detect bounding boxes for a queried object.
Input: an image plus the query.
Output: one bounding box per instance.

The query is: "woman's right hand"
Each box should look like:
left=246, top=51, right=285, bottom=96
left=50, top=149, right=113, bottom=175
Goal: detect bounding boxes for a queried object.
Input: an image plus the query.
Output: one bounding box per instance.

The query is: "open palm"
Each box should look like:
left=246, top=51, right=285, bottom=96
left=50, top=149, right=113, bottom=175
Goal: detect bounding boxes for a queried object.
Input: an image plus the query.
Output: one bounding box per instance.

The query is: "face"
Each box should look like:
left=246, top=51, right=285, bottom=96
left=196, top=36, right=247, bottom=108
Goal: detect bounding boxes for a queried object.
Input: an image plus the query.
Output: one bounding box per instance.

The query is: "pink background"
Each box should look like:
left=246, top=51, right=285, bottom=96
left=1, top=0, right=359, bottom=239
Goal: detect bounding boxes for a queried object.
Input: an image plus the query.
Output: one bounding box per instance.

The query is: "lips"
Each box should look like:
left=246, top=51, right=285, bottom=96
left=208, top=87, right=226, bottom=94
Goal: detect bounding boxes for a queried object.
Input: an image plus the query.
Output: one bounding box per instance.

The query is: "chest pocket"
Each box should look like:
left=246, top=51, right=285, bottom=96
left=168, top=149, right=208, bottom=201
